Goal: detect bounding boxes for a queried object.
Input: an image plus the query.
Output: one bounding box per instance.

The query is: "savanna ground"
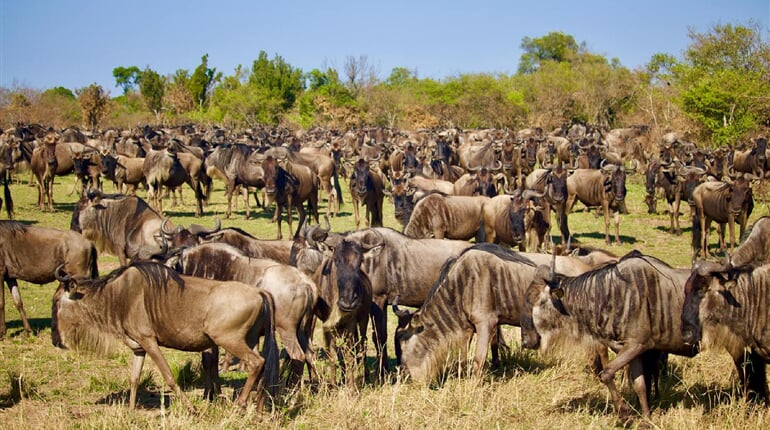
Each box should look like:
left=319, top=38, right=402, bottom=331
left=1, top=172, right=770, bottom=429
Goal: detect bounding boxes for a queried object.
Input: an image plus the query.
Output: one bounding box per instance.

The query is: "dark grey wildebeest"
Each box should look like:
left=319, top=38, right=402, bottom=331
left=395, top=243, right=599, bottom=384
left=682, top=261, right=770, bottom=403
left=522, top=251, right=697, bottom=423
left=52, top=262, right=279, bottom=409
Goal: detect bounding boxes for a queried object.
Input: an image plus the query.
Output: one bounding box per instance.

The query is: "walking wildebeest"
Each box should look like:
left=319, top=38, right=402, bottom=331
left=522, top=251, right=698, bottom=422
left=262, top=154, right=320, bottom=240
left=0, top=221, right=98, bottom=338
left=51, top=262, right=279, bottom=409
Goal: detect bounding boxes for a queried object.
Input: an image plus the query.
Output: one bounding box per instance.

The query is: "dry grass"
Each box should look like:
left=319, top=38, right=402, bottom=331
left=1, top=173, right=769, bottom=429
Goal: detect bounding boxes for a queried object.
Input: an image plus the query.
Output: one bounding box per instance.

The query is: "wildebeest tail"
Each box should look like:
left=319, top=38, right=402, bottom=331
left=89, top=245, right=99, bottom=279
left=259, top=290, right=280, bottom=399
left=3, top=171, right=13, bottom=220
left=691, top=213, right=702, bottom=260
left=332, top=162, right=344, bottom=207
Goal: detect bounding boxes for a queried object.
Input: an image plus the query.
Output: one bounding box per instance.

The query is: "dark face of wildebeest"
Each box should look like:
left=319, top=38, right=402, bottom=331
left=547, top=165, right=569, bottom=204
left=681, top=261, right=728, bottom=348
left=353, top=158, right=371, bottom=198
left=331, top=239, right=369, bottom=312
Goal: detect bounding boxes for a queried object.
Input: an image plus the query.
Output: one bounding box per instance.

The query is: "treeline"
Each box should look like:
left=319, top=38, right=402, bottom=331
left=2, top=23, right=768, bottom=146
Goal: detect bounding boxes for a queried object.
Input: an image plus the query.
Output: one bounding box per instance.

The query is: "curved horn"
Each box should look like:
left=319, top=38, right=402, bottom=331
left=161, top=218, right=180, bottom=238
left=392, top=295, right=412, bottom=318
left=625, top=158, right=639, bottom=173
left=188, top=218, right=221, bottom=236
left=522, top=189, right=546, bottom=201
left=491, top=160, right=503, bottom=171
left=54, top=264, right=71, bottom=283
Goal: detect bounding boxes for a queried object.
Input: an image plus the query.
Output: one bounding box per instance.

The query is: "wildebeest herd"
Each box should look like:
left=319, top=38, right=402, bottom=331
left=2, top=122, right=770, bottom=425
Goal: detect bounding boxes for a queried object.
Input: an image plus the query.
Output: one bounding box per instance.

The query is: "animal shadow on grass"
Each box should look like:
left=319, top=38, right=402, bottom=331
left=4, top=318, right=52, bottom=338
left=571, top=232, right=638, bottom=245
left=52, top=201, right=76, bottom=213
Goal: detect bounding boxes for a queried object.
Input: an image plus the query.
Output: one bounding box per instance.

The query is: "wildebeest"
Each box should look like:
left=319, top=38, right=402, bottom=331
left=311, top=237, right=374, bottom=386
left=730, top=137, right=768, bottom=178
left=70, top=150, right=103, bottom=196
left=681, top=261, right=770, bottom=402
left=403, top=193, right=488, bottom=240
left=691, top=175, right=755, bottom=261
left=480, top=189, right=543, bottom=250
left=723, top=216, right=770, bottom=270
left=100, top=151, right=146, bottom=195
left=525, top=164, right=571, bottom=247
left=203, top=143, right=265, bottom=219
left=262, top=154, right=320, bottom=240
left=142, top=144, right=205, bottom=217
left=30, top=131, right=59, bottom=211
left=0, top=221, right=98, bottom=338
left=70, top=192, right=205, bottom=265
left=566, top=162, right=637, bottom=245
left=396, top=243, right=602, bottom=383
left=167, top=242, right=318, bottom=384
left=348, top=157, right=385, bottom=229
left=51, top=262, right=279, bottom=409
left=194, top=226, right=294, bottom=264
left=522, top=251, right=697, bottom=422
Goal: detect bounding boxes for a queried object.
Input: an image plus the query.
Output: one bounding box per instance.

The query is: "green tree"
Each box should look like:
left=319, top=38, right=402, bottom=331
left=112, top=66, right=141, bottom=95
left=517, top=32, right=580, bottom=74
left=672, top=22, right=770, bottom=144
left=249, top=51, right=304, bottom=111
left=76, top=84, right=110, bottom=131
left=188, top=54, right=221, bottom=109
left=137, top=67, right=165, bottom=115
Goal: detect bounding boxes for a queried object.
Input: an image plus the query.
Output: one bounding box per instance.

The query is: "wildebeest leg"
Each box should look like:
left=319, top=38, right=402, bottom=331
left=472, top=319, right=496, bottom=377
left=6, top=279, right=31, bottom=336
left=603, top=201, right=611, bottom=245
left=323, top=329, right=339, bottom=385
left=0, top=279, right=4, bottom=338
left=128, top=351, right=146, bottom=409
left=225, top=341, right=267, bottom=408
left=140, top=340, right=194, bottom=410
left=627, top=356, right=652, bottom=420
left=613, top=210, right=621, bottom=246
left=201, top=346, right=220, bottom=401
left=597, top=343, right=647, bottom=419
left=352, top=199, right=361, bottom=229
left=225, top=180, right=237, bottom=219
left=732, top=349, right=770, bottom=403
left=370, top=300, right=389, bottom=380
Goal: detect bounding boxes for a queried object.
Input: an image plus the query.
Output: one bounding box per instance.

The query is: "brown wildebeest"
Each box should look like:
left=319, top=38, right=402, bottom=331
left=262, top=154, right=319, bottom=240
left=0, top=221, right=98, bottom=338
left=31, top=131, right=59, bottom=211
left=51, top=262, right=279, bottom=409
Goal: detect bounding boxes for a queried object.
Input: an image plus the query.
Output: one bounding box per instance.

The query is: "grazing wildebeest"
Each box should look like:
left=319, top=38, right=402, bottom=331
left=403, top=193, right=488, bottom=240
left=167, top=242, right=318, bottom=384
left=70, top=192, right=205, bottom=266
left=566, top=162, right=637, bottom=245
left=0, top=221, right=98, bottom=338
left=681, top=261, right=770, bottom=403
left=51, top=262, right=279, bottom=409
left=348, top=157, right=385, bottom=229
left=31, top=131, right=59, bottom=211
left=395, top=243, right=600, bottom=383
left=522, top=251, right=698, bottom=422
left=262, top=154, right=320, bottom=240
left=691, top=175, right=755, bottom=261
left=311, top=237, right=374, bottom=387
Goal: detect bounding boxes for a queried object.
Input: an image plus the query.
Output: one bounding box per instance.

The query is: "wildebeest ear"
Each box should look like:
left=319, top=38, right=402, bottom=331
left=363, top=244, right=383, bottom=259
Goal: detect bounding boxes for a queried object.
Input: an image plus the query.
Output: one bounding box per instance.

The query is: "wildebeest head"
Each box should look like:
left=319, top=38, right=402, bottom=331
left=326, top=238, right=378, bottom=312
left=724, top=174, right=755, bottom=217
left=100, top=150, right=120, bottom=180
left=521, top=263, right=568, bottom=351
left=546, top=163, right=569, bottom=204
left=523, top=137, right=539, bottom=169
left=677, top=165, right=707, bottom=204
left=508, top=189, right=545, bottom=244
left=681, top=261, right=734, bottom=348
left=468, top=164, right=501, bottom=197
left=601, top=160, right=636, bottom=203
left=353, top=158, right=372, bottom=197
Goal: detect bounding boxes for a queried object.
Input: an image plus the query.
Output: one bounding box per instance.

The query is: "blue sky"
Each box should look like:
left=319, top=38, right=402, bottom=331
left=1, top=0, right=768, bottom=94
